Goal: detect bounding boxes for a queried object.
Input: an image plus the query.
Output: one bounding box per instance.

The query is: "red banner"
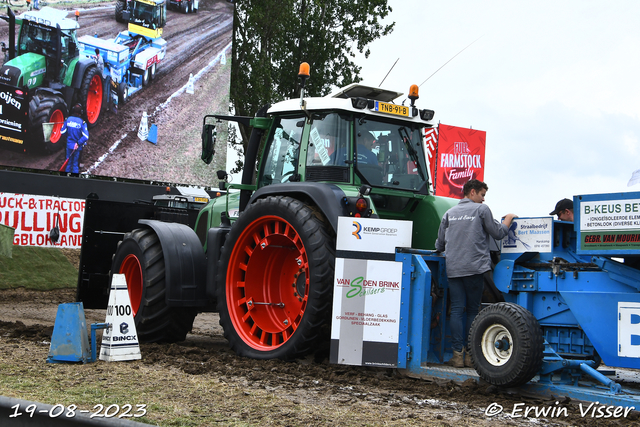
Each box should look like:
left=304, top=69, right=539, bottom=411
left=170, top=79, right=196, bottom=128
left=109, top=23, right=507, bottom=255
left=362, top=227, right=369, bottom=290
left=432, top=124, right=486, bottom=199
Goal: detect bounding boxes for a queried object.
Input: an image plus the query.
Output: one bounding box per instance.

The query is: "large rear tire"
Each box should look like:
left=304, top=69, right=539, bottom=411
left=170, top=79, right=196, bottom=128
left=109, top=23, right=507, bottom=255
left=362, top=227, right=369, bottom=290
left=468, top=302, right=544, bottom=387
left=112, top=227, right=197, bottom=343
left=216, top=196, right=335, bottom=360
left=79, top=66, right=103, bottom=128
left=28, top=93, right=67, bottom=153
left=115, top=0, right=126, bottom=22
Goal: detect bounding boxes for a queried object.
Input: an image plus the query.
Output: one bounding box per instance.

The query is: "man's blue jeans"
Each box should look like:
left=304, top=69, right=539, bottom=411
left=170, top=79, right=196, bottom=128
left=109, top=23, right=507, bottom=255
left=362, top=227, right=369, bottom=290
left=448, top=273, right=484, bottom=352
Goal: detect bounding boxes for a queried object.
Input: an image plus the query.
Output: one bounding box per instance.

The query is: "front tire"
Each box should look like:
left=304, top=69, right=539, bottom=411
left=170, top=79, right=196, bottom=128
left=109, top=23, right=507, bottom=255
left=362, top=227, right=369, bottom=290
left=469, top=302, right=544, bottom=387
left=79, top=66, right=103, bottom=128
left=28, top=93, right=67, bottom=153
left=216, top=196, right=335, bottom=360
left=112, top=227, right=197, bottom=343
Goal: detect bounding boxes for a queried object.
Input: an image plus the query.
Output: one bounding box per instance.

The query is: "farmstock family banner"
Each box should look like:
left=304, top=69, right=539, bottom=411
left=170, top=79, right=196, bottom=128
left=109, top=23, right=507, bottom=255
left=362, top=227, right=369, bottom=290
left=0, top=192, right=85, bottom=248
left=426, top=124, right=486, bottom=199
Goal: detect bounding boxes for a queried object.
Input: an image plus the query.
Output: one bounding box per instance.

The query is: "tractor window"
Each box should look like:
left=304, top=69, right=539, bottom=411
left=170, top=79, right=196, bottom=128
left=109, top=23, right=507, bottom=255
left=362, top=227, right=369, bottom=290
left=306, top=113, right=350, bottom=167
left=355, top=117, right=429, bottom=191
left=19, top=23, right=54, bottom=56
left=131, top=1, right=165, bottom=29
left=259, top=116, right=304, bottom=187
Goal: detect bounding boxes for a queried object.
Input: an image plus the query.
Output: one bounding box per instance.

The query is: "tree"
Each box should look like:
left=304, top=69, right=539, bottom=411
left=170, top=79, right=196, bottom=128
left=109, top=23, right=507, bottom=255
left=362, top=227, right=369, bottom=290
left=230, top=0, right=394, bottom=166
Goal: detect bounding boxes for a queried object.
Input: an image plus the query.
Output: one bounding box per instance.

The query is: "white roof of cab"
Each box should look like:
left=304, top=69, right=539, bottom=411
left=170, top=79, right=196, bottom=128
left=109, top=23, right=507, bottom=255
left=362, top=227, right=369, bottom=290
left=267, top=84, right=431, bottom=125
left=19, top=7, right=79, bottom=31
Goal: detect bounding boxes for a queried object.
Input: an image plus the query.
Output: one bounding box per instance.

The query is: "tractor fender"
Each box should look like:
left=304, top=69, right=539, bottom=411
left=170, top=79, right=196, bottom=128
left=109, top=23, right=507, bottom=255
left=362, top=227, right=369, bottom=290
left=493, top=259, right=515, bottom=294
left=138, top=219, right=207, bottom=307
left=246, top=183, right=370, bottom=232
left=70, top=58, right=97, bottom=90
left=205, top=226, right=230, bottom=300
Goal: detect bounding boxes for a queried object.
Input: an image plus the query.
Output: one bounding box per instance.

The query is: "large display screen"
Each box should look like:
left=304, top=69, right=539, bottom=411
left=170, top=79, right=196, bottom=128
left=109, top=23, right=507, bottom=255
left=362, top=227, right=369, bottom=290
left=0, top=1, right=233, bottom=187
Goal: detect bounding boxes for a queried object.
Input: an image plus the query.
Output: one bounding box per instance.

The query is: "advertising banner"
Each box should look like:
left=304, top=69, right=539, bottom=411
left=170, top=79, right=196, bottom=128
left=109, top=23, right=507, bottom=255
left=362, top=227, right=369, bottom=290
left=331, top=217, right=412, bottom=368
left=0, top=192, right=85, bottom=248
left=433, top=124, right=486, bottom=199
left=578, top=195, right=640, bottom=251
left=501, top=217, right=553, bottom=253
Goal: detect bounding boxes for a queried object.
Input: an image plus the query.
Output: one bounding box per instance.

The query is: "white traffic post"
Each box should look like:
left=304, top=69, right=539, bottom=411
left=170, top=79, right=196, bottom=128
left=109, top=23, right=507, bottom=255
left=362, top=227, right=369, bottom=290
left=99, top=274, right=142, bottom=362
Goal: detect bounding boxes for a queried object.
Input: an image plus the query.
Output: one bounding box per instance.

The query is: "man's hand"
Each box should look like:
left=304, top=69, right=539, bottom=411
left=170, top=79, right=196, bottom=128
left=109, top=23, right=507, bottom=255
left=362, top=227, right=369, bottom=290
left=74, top=143, right=78, bottom=150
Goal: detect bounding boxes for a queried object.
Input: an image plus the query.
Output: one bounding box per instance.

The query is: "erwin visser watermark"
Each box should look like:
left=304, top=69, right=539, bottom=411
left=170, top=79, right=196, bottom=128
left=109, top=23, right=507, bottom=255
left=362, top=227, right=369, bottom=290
left=484, top=402, right=635, bottom=419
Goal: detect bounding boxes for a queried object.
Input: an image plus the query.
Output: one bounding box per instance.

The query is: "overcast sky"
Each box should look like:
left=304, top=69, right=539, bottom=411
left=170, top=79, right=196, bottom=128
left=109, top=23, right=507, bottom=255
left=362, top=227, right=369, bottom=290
left=354, top=0, right=640, bottom=218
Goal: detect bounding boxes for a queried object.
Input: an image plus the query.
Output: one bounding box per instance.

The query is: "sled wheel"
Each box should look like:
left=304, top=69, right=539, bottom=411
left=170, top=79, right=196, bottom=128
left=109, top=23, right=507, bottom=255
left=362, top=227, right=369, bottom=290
left=149, top=63, right=156, bottom=81
left=469, top=302, right=544, bottom=387
left=142, top=67, right=150, bottom=86
left=112, top=227, right=197, bottom=343
left=80, top=66, right=103, bottom=128
left=28, top=93, right=67, bottom=153
left=118, top=82, right=129, bottom=104
left=217, top=196, right=335, bottom=360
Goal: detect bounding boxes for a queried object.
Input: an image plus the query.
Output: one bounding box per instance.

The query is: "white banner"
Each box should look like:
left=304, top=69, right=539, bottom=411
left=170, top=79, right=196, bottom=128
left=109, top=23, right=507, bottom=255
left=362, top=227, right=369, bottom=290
left=0, top=192, right=85, bottom=248
left=336, top=216, right=413, bottom=253
left=580, top=198, right=640, bottom=232
left=501, top=217, right=553, bottom=253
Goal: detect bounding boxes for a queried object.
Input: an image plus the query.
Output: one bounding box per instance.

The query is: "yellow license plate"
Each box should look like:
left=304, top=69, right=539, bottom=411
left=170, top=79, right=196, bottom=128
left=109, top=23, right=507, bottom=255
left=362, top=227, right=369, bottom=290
left=194, top=197, right=209, bottom=203
left=374, top=101, right=409, bottom=117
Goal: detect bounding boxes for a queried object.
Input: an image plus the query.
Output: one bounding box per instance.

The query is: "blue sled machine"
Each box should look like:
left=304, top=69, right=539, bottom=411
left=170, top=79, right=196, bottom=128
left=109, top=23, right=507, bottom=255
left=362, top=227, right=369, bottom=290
left=330, top=191, right=640, bottom=408
left=77, top=0, right=166, bottom=108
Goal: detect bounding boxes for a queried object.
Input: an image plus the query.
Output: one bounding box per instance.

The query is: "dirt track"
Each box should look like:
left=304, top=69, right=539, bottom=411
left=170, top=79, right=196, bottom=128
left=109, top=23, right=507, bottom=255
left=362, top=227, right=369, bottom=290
left=0, top=0, right=232, bottom=184
left=1, top=287, right=639, bottom=426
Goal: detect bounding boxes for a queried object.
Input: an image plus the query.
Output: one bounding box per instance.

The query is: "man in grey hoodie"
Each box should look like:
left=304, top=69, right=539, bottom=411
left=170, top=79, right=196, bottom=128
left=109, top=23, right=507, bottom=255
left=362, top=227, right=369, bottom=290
left=435, top=179, right=517, bottom=368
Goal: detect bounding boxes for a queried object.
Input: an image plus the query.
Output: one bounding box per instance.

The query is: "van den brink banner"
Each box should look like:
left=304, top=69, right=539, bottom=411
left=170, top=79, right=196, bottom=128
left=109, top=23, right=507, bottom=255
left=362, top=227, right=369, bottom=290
left=432, top=124, right=486, bottom=199
left=0, top=192, right=85, bottom=248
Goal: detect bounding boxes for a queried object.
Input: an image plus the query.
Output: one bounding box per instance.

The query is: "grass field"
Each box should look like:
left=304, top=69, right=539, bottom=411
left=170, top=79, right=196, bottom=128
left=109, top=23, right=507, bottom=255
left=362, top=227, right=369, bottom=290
left=0, top=246, right=77, bottom=290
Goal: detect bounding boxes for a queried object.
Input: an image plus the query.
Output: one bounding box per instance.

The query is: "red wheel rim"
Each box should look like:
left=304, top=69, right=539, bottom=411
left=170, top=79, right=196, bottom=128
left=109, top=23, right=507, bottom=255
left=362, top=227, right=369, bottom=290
left=119, top=254, right=143, bottom=315
left=49, top=109, right=64, bottom=143
left=86, top=74, right=102, bottom=124
left=227, top=215, right=309, bottom=351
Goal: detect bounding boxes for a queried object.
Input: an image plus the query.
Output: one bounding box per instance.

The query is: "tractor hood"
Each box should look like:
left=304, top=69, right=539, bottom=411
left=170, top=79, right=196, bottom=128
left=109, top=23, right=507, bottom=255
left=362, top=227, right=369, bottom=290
left=0, top=53, right=47, bottom=88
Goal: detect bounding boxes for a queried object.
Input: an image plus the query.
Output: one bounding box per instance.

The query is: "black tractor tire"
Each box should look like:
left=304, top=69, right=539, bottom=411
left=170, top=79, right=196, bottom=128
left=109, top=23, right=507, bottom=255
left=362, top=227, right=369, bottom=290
left=28, top=93, right=67, bottom=154
left=78, top=66, right=103, bottom=129
left=181, top=1, right=188, bottom=13
left=468, top=302, right=544, bottom=388
left=115, top=0, right=126, bottom=22
left=216, top=196, right=335, bottom=360
left=111, top=227, right=197, bottom=343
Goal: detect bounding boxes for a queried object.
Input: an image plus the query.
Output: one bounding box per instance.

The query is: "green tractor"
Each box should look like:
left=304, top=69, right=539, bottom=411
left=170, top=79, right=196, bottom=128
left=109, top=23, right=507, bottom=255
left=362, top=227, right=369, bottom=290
left=0, top=7, right=104, bottom=153
left=107, top=63, right=457, bottom=360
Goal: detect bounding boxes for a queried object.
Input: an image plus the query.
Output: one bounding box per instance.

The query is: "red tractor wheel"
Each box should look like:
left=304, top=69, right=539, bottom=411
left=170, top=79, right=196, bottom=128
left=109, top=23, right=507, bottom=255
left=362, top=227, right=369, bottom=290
left=28, top=92, right=67, bottom=153
left=112, top=227, right=197, bottom=343
left=80, top=66, right=103, bottom=128
left=217, top=196, right=335, bottom=360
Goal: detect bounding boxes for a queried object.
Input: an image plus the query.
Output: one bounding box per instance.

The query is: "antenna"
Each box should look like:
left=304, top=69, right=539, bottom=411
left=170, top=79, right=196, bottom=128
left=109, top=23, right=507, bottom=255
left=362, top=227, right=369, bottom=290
left=379, top=58, right=399, bottom=87
left=419, top=35, right=484, bottom=87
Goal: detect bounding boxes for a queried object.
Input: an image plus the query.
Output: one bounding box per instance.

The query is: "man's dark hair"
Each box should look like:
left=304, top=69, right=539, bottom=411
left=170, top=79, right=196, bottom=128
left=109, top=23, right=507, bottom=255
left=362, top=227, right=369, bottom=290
left=95, top=48, right=100, bottom=55
left=71, top=103, right=83, bottom=116
left=463, top=179, right=488, bottom=196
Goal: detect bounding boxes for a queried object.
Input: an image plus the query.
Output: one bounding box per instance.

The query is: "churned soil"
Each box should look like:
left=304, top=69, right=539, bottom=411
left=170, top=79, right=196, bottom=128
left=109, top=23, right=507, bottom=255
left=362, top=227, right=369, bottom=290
left=1, top=287, right=639, bottom=426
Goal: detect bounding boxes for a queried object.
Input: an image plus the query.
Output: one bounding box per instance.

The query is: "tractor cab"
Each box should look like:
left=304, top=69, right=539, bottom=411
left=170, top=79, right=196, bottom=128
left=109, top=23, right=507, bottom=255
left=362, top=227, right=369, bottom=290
left=125, top=0, right=166, bottom=39
left=2, top=7, right=79, bottom=88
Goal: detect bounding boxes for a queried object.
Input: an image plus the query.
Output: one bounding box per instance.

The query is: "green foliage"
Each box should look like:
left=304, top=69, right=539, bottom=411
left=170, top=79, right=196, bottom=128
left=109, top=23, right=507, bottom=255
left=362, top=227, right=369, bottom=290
left=0, top=246, right=77, bottom=290
left=230, top=0, right=394, bottom=149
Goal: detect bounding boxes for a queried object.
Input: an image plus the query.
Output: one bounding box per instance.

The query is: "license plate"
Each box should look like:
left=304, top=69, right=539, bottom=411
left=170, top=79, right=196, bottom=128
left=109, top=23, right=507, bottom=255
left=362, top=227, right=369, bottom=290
left=374, top=101, right=409, bottom=117
left=194, top=197, right=209, bottom=203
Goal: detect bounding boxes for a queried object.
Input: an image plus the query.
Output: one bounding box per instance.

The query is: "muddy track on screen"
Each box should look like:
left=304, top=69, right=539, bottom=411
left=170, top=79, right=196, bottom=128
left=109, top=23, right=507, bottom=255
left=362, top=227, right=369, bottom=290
left=0, top=0, right=233, bottom=179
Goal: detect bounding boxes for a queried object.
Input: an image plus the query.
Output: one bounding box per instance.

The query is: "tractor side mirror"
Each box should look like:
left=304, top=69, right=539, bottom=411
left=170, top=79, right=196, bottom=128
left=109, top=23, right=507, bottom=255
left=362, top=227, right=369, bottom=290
left=200, top=123, right=216, bottom=164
